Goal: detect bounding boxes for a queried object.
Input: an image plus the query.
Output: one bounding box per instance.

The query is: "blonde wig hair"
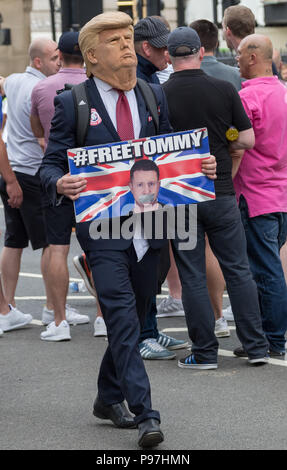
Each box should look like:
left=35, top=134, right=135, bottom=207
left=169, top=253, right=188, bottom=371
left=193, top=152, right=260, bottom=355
left=79, top=11, right=134, bottom=77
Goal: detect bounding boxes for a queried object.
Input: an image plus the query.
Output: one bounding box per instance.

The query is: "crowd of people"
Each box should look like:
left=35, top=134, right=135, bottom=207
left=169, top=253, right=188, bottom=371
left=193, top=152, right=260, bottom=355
left=0, top=4, right=287, bottom=448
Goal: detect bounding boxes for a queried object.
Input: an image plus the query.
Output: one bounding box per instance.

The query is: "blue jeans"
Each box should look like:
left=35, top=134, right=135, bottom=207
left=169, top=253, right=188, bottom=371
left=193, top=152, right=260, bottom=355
left=239, top=196, right=287, bottom=353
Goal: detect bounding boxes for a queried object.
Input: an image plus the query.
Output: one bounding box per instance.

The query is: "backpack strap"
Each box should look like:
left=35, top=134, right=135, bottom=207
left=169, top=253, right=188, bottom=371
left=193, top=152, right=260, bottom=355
left=137, top=78, right=160, bottom=135
left=71, top=82, right=90, bottom=147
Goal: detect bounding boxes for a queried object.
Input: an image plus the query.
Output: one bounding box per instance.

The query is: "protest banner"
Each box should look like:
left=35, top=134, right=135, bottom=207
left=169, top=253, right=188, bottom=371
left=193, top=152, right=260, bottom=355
left=68, top=128, right=215, bottom=223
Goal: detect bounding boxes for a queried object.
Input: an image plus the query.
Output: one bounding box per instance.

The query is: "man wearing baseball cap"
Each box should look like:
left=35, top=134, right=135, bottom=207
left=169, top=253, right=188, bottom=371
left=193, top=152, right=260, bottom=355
left=30, top=31, right=90, bottom=341
left=163, top=27, right=269, bottom=369
left=134, top=16, right=170, bottom=84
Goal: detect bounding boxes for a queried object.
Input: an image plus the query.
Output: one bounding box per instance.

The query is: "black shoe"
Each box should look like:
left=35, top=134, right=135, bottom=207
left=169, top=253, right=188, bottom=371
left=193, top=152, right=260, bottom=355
left=269, top=349, right=286, bottom=358
left=234, top=347, right=269, bottom=365
left=138, top=418, right=164, bottom=448
left=93, top=397, right=135, bottom=428
left=233, top=347, right=248, bottom=358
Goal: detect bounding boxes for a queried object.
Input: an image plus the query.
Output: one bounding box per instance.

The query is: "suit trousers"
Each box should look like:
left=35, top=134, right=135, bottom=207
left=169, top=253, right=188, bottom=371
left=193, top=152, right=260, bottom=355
left=172, top=195, right=269, bottom=363
left=87, top=245, right=161, bottom=425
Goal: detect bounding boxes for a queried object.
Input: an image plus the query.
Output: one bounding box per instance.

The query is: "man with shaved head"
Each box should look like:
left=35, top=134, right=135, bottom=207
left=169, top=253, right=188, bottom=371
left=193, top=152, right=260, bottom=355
left=0, top=38, right=60, bottom=332
left=28, top=38, right=61, bottom=77
left=233, top=34, right=287, bottom=358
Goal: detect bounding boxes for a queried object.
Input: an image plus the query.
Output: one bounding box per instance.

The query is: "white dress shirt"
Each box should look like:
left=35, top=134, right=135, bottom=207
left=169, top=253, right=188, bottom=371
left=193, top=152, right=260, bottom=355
left=93, top=76, right=141, bottom=138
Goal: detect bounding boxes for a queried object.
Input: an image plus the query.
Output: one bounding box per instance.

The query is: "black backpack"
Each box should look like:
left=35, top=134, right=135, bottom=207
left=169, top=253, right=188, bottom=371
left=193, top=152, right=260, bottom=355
left=61, top=78, right=160, bottom=147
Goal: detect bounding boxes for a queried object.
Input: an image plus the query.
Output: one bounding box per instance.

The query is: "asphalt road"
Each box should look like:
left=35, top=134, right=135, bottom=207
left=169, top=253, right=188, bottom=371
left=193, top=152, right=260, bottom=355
left=0, top=209, right=287, bottom=452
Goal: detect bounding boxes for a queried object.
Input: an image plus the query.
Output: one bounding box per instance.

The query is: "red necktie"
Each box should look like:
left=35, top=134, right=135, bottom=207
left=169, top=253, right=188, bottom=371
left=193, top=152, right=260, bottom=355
left=115, top=90, right=135, bottom=141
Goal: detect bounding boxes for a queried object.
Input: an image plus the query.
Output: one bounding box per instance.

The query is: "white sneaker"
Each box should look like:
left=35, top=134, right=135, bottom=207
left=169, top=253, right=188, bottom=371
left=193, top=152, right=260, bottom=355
left=65, top=304, right=90, bottom=325
left=42, top=306, right=55, bottom=325
left=41, top=320, right=71, bottom=342
left=0, top=305, right=33, bottom=332
left=156, top=296, right=185, bottom=318
left=215, top=317, right=230, bottom=338
left=94, top=316, right=107, bottom=337
left=42, top=304, right=89, bottom=326
left=222, top=305, right=234, bottom=321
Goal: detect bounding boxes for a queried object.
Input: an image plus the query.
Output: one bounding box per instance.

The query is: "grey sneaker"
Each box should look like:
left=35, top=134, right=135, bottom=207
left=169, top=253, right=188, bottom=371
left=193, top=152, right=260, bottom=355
left=156, top=296, right=185, bottom=318
left=157, top=331, right=189, bottom=350
left=139, top=338, right=176, bottom=360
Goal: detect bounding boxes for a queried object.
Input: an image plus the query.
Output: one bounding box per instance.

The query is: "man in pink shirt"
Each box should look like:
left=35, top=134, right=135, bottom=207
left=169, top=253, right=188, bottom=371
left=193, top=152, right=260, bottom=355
left=234, top=34, right=287, bottom=357
left=30, top=32, right=90, bottom=340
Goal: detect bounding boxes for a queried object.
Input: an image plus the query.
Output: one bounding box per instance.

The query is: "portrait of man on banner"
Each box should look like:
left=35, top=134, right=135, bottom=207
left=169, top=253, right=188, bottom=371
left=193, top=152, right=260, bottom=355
left=129, top=159, right=160, bottom=213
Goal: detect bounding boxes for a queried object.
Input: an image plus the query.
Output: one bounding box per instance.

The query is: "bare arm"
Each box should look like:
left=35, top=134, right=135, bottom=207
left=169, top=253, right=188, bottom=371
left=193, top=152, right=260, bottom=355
left=30, top=115, right=46, bottom=151
left=30, top=114, right=44, bottom=138
left=0, top=134, right=23, bottom=208
left=230, top=148, right=245, bottom=179
left=229, top=128, right=255, bottom=151
left=0, top=76, right=6, bottom=96
left=229, top=128, right=254, bottom=179
left=1, top=113, right=6, bottom=131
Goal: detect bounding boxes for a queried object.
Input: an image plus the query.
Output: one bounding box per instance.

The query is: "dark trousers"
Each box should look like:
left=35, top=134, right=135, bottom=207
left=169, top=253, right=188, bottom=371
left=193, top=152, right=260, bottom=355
left=172, top=195, right=269, bottom=362
left=139, top=296, right=158, bottom=342
left=139, top=241, right=170, bottom=342
left=87, top=245, right=160, bottom=425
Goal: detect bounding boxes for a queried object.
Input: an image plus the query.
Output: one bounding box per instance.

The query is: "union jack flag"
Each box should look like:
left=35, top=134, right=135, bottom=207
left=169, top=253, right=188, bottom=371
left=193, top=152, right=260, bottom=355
left=68, top=129, right=215, bottom=223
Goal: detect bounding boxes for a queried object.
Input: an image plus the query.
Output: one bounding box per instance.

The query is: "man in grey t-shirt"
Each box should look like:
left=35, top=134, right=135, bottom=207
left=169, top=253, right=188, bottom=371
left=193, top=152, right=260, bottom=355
left=190, top=19, right=242, bottom=91
left=0, top=38, right=60, bottom=332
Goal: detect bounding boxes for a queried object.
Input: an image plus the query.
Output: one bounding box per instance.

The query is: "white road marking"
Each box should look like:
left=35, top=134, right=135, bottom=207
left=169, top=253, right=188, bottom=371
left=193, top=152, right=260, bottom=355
left=218, top=348, right=287, bottom=367
left=161, top=328, right=287, bottom=367
left=19, top=271, right=286, bottom=367
left=31, top=319, right=44, bottom=326
left=19, top=272, right=81, bottom=282
left=162, top=326, right=236, bottom=332
left=18, top=273, right=230, bottom=297
left=15, top=295, right=95, bottom=300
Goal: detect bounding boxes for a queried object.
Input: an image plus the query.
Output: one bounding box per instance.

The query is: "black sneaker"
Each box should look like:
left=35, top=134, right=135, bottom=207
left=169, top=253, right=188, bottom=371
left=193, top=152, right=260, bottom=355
left=178, top=354, right=218, bottom=370
left=234, top=347, right=269, bottom=365
left=248, top=356, right=269, bottom=365
left=233, top=347, right=248, bottom=358
left=269, top=349, right=286, bottom=358
left=73, top=254, right=97, bottom=296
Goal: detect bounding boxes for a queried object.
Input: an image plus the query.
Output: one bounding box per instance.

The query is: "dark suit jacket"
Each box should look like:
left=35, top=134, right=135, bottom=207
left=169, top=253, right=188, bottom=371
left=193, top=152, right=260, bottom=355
left=40, top=77, right=173, bottom=252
